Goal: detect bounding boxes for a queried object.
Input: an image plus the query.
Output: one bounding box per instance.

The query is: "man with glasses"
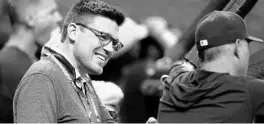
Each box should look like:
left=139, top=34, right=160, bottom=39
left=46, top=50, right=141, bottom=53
left=158, top=11, right=264, bottom=123
left=13, top=0, right=126, bottom=123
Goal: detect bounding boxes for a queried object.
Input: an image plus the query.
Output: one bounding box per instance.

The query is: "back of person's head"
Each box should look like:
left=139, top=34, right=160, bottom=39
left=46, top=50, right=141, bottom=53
left=8, top=0, right=62, bottom=44
left=9, top=0, right=47, bottom=24
left=0, top=0, right=11, bottom=24
left=195, top=11, right=264, bottom=76
left=61, top=0, right=125, bottom=42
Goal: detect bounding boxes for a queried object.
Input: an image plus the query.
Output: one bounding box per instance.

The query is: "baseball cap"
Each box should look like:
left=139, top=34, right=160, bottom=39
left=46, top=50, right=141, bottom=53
left=195, top=11, right=264, bottom=51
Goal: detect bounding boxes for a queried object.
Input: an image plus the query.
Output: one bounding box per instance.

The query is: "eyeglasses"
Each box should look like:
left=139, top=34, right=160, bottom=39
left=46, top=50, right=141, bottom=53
left=75, top=23, right=123, bottom=51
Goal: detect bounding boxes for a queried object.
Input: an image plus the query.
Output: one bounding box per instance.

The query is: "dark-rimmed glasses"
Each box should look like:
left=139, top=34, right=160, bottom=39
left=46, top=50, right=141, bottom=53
left=75, top=23, right=123, bottom=51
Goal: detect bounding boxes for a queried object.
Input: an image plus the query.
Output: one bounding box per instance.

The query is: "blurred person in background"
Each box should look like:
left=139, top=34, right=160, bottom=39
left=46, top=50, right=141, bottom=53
left=158, top=11, right=264, bottom=123
left=248, top=47, right=264, bottom=79
left=246, top=39, right=264, bottom=122
left=119, top=16, right=180, bottom=123
left=143, top=16, right=181, bottom=52
left=119, top=35, right=164, bottom=123
left=0, top=0, right=12, bottom=50
left=13, top=0, right=127, bottom=123
left=0, top=0, right=62, bottom=122
left=92, top=80, right=124, bottom=121
left=0, top=0, right=12, bottom=122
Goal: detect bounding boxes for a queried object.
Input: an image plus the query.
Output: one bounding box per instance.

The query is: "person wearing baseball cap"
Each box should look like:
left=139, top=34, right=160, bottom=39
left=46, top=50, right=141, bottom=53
left=158, top=11, right=264, bottom=123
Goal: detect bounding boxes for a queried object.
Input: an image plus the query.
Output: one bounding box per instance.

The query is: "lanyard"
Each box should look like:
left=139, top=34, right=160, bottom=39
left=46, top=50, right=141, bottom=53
left=50, top=54, right=101, bottom=123
left=76, top=76, right=101, bottom=123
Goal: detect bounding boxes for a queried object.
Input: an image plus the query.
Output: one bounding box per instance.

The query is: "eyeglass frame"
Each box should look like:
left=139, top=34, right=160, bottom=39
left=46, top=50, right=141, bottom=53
left=75, top=23, right=123, bottom=51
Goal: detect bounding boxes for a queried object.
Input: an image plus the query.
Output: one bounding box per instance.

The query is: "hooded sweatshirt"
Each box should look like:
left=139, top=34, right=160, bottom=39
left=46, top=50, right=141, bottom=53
left=158, top=60, right=264, bottom=123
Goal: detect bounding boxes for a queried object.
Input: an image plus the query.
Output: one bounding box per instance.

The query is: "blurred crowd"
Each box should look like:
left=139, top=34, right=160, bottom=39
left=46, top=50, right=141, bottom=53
left=1, top=0, right=264, bottom=123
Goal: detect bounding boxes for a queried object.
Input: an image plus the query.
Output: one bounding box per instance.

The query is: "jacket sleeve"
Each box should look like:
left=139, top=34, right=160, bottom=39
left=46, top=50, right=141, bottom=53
left=159, top=59, right=195, bottom=107
left=163, top=59, right=196, bottom=86
left=13, top=74, right=57, bottom=123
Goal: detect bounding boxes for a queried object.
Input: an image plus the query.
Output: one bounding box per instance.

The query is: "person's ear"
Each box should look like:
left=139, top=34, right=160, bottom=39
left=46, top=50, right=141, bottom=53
left=24, top=15, right=35, bottom=28
left=67, top=23, right=78, bottom=43
left=234, top=39, right=242, bottom=59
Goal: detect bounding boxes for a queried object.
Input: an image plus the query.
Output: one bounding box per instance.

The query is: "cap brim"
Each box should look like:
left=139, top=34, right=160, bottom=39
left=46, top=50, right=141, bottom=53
left=246, top=36, right=264, bottom=43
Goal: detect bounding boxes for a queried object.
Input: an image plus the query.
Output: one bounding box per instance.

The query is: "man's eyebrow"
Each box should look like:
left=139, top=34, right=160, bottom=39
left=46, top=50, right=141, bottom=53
left=87, top=25, right=118, bottom=40
left=99, top=30, right=118, bottom=40
left=109, top=33, right=119, bottom=41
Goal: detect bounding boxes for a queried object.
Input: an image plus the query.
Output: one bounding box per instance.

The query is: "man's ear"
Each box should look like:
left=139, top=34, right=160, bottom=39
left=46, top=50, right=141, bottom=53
left=234, top=39, right=242, bottom=58
left=24, top=15, right=35, bottom=28
left=67, top=23, right=78, bottom=43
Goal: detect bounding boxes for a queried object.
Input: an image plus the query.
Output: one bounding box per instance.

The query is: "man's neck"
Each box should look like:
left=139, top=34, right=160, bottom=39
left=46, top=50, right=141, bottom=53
left=6, top=25, right=37, bottom=61
left=58, top=40, right=87, bottom=76
left=200, top=58, right=235, bottom=76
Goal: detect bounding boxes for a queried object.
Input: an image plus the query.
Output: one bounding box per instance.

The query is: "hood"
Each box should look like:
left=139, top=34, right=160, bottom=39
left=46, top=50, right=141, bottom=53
left=163, top=70, right=225, bottom=109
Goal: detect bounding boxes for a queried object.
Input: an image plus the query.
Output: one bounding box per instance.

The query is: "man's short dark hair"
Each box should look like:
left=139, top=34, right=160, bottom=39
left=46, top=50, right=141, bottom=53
left=61, top=0, right=125, bottom=42
left=198, top=47, right=222, bottom=63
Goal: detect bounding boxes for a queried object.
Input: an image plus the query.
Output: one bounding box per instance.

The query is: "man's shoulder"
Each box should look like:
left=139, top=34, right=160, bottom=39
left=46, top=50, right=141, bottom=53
left=221, top=75, right=264, bottom=90
left=227, top=75, right=264, bottom=84
left=23, top=57, right=62, bottom=79
left=243, top=76, right=264, bottom=88
left=218, top=74, right=264, bottom=84
left=19, top=57, right=69, bottom=93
